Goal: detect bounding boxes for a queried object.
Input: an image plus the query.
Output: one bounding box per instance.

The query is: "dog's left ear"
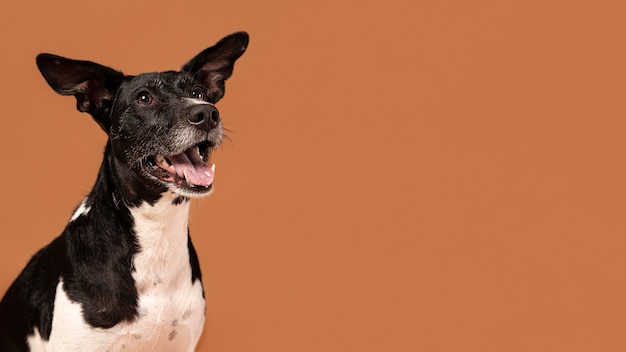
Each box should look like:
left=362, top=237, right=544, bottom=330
left=36, top=54, right=125, bottom=132
left=182, top=31, right=249, bottom=103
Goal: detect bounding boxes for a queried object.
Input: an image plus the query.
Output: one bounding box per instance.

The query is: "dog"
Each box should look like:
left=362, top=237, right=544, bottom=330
left=0, top=31, right=248, bottom=352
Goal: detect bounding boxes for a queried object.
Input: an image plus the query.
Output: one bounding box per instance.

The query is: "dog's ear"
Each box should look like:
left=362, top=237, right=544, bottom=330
left=36, top=54, right=125, bottom=132
left=182, top=31, right=249, bottom=103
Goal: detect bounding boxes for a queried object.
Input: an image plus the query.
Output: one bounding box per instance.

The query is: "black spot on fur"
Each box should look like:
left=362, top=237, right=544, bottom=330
left=172, top=196, right=190, bottom=205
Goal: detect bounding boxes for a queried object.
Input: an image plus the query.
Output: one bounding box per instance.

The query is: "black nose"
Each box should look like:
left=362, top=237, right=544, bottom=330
left=188, top=104, right=220, bottom=128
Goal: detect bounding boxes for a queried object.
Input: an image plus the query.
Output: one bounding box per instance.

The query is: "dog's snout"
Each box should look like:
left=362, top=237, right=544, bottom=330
left=188, top=104, right=220, bottom=128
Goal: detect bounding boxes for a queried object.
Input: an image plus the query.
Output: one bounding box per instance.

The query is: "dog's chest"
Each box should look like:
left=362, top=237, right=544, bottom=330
left=121, top=197, right=206, bottom=350
left=30, top=195, right=205, bottom=352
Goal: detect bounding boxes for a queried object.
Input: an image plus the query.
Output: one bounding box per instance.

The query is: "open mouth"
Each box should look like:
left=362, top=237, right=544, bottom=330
left=146, top=140, right=215, bottom=193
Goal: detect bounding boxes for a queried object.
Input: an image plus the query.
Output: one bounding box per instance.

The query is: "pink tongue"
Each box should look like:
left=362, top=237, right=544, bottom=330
left=168, top=148, right=214, bottom=187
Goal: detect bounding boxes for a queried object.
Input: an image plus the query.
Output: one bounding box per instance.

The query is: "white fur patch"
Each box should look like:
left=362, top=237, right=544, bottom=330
left=185, top=98, right=214, bottom=106
left=28, top=192, right=205, bottom=351
left=69, top=199, right=91, bottom=222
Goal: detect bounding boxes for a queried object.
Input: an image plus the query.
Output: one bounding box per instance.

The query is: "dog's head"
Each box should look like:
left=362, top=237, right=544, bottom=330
left=36, top=32, right=248, bottom=200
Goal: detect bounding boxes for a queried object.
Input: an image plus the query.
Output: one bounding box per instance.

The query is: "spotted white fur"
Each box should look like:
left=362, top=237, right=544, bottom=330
left=27, top=192, right=205, bottom=351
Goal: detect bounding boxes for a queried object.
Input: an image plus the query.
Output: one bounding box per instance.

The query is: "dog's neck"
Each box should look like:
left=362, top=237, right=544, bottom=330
left=80, top=142, right=193, bottom=249
left=129, top=191, right=193, bottom=293
left=129, top=192, right=191, bottom=243
left=73, top=142, right=196, bottom=291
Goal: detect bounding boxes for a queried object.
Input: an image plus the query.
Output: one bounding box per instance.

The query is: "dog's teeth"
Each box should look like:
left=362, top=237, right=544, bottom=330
left=195, top=146, right=201, bottom=155
left=155, top=154, right=174, bottom=171
left=211, top=164, right=216, bottom=172
left=183, top=170, right=189, bottom=181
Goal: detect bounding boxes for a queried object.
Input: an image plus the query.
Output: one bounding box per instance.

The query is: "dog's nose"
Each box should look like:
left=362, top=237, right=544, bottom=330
left=187, top=104, right=220, bottom=128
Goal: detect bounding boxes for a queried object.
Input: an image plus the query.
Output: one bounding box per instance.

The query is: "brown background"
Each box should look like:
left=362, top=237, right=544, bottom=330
left=1, top=0, right=626, bottom=351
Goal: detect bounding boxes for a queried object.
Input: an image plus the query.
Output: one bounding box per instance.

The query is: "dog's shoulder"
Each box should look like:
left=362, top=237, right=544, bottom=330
left=0, top=235, right=65, bottom=350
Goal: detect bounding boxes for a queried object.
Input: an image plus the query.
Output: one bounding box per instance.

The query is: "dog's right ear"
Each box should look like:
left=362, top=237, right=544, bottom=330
left=36, top=54, right=125, bottom=132
left=181, top=32, right=249, bottom=103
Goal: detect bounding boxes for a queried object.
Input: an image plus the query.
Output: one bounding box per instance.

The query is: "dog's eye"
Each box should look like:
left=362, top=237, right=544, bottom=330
left=136, top=92, right=153, bottom=105
left=191, top=87, right=205, bottom=100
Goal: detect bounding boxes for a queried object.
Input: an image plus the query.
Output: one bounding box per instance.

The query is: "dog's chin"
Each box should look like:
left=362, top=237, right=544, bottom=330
left=166, top=183, right=214, bottom=199
left=143, top=140, right=216, bottom=198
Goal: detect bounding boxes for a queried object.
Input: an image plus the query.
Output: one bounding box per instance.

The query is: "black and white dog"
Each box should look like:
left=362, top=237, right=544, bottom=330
left=0, top=31, right=248, bottom=351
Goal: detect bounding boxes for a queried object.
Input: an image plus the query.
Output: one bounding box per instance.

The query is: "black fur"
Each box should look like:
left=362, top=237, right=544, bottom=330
left=0, top=32, right=248, bottom=351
